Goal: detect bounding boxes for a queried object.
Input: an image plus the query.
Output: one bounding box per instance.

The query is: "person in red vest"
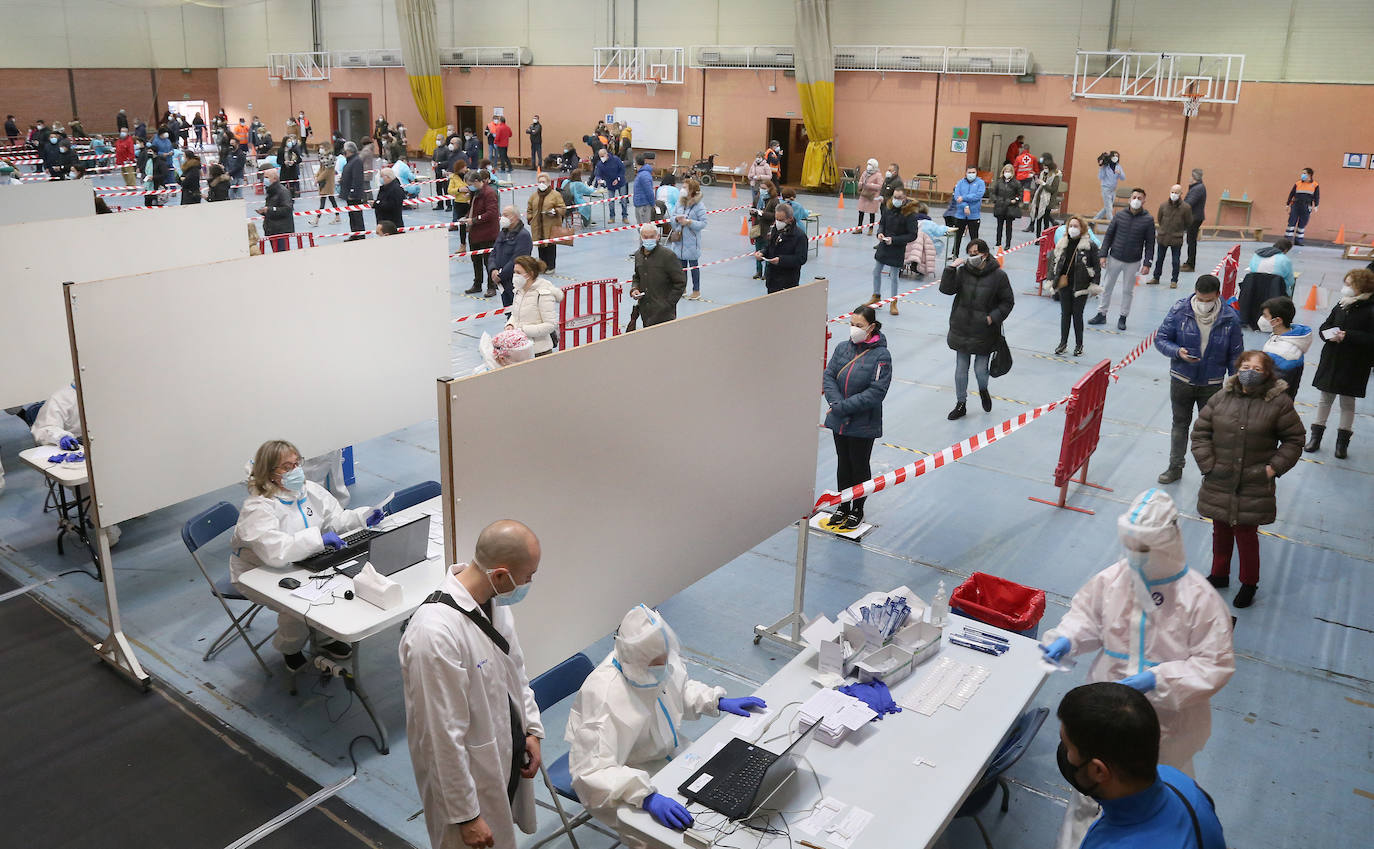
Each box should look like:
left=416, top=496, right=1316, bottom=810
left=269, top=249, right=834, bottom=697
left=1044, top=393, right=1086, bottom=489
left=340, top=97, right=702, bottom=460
left=1005, top=135, right=1026, bottom=165
left=1014, top=147, right=1039, bottom=184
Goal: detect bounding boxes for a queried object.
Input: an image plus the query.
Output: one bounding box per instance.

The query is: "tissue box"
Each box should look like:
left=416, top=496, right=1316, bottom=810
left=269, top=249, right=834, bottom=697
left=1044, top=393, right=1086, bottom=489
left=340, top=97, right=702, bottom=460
left=353, top=563, right=404, bottom=610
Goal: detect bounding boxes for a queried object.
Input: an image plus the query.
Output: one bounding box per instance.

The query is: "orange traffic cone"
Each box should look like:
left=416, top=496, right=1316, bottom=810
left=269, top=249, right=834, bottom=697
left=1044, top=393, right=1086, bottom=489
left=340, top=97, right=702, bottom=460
left=1304, top=284, right=1319, bottom=311
left=838, top=193, right=845, bottom=210
left=1333, top=224, right=1345, bottom=245
left=730, top=181, right=737, bottom=199
left=824, top=228, right=835, bottom=248
left=740, top=216, right=749, bottom=236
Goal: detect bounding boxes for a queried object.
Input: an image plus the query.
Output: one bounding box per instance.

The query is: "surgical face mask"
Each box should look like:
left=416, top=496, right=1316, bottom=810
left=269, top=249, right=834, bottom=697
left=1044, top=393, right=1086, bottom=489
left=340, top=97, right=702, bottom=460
left=449, top=143, right=457, bottom=151
left=287, top=140, right=295, bottom=147
left=514, top=271, right=528, bottom=286
left=280, top=467, right=305, bottom=492
left=537, top=181, right=549, bottom=190
left=1258, top=316, right=1274, bottom=333
left=485, top=569, right=530, bottom=606
left=1170, top=192, right=1180, bottom=201
left=966, top=171, right=977, bottom=180
left=849, top=325, right=870, bottom=344
left=1111, top=156, right=1119, bottom=163
left=1067, top=226, right=1082, bottom=238
left=759, top=189, right=769, bottom=198
left=504, top=217, right=517, bottom=229
left=967, top=254, right=986, bottom=269
left=1194, top=296, right=1218, bottom=315
left=1057, top=742, right=1101, bottom=798
left=641, top=238, right=658, bottom=250
left=1129, top=198, right=1143, bottom=210
left=1340, top=285, right=1355, bottom=298
left=599, top=153, right=608, bottom=161
left=892, top=197, right=905, bottom=207
left=1125, top=549, right=1150, bottom=570
left=1301, top=173, right=1311, bottom=181
left=119, top=130, right=128, bottom=137
left=49, top=135, right=58, bottom=144
left=884, top=169, right=893, bottom=178
left=1003, top=171, right=1013, bottom=180
left=1237, top=368, right=1266, bottom=388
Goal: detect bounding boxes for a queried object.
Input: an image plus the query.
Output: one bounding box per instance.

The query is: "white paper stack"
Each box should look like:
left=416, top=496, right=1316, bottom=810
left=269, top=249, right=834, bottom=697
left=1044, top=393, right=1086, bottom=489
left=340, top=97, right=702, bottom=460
left=797, top=689, right=877, bottom=746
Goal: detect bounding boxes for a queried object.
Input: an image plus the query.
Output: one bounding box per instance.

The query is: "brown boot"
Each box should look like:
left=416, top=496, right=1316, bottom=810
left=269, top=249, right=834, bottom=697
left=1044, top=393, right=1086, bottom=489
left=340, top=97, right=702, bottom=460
left=889, top=300, right=899, bottom=315
left=865, top=294, right=881, bottom=305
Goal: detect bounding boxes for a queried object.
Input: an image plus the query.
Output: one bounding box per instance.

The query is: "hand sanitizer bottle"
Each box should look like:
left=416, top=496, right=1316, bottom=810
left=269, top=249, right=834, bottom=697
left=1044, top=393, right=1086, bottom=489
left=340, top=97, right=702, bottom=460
left=930, top=581, right=949, bottom=628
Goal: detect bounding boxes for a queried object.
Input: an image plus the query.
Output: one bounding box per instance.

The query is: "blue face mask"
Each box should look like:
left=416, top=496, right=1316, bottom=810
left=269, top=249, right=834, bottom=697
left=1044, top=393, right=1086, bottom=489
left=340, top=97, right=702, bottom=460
left=280, top=467, right=306, bottom=492
left=486, top=569, right=530, bottom=606
left=1125, top=549, right=1150, bottom=570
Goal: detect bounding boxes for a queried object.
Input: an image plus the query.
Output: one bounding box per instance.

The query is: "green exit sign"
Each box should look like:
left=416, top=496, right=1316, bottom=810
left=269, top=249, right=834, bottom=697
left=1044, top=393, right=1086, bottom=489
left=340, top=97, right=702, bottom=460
left=952, top=127, right=969, bottom=140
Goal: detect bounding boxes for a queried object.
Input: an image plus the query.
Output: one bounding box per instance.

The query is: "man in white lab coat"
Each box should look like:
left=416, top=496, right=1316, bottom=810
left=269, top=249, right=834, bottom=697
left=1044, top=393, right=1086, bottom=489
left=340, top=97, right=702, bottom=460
left=1041, top=488, right=1235, bottom=848
left=399, top=520, right=545, bottom=849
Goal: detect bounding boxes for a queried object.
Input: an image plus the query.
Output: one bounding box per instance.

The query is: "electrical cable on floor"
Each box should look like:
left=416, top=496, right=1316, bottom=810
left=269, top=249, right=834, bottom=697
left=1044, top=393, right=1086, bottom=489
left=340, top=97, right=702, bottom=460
left=0, top=576, right=59, bottom=602
left=220, top=772, right=358, bottom=849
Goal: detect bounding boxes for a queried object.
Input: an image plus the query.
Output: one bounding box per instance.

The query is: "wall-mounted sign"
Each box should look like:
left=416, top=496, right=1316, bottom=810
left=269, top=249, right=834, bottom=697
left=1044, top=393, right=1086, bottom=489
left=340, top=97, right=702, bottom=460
left=952, top=127, right=969, bottom=140
left=1343, top=152, right=1369, bottom=169
left=492, top=106, right=504, bottom=117
left=951, top=139, right=968, bottom=153
left=688, top=115, right=700, bottom=127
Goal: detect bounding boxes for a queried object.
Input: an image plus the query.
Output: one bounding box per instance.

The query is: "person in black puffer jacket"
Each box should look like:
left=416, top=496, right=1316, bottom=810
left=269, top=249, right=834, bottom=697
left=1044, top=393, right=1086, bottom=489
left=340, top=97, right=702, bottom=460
left=758, top=203, right=809, bottom=293
left=179, top=152, right=202, bottom=204
left=989, top=164, right=1022, bottom=250
left=940, top=238, right=1014, bottom=420
left=822, top=305, right=892, bottom=530
left=870, top=187, right=918, bottom=315
left=1050, top=215, right=1102, bottom=356
left=1307, top=267, right=1374, bottom=459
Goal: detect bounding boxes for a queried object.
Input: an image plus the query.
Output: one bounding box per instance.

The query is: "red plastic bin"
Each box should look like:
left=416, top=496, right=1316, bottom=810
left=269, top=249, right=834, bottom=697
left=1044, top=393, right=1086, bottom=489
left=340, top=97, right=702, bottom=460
left=950, top=572, right=1047, bottom=637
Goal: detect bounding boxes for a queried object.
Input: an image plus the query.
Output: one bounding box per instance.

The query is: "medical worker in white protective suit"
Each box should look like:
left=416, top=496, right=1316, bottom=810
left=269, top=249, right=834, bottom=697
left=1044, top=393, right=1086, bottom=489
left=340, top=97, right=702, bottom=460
left=30, top=382, right=121, bottom=544
left=1041, top=488, right=1235, bottom=849
left=566, top=605, right=767, bottom=831
left=399, top=519, right=545, bottom=849
left=229, top=439, right=383, bottom=671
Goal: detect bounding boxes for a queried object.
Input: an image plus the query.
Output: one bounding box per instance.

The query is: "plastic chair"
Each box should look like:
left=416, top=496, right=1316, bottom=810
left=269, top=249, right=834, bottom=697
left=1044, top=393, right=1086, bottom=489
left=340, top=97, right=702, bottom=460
left=181, top=501, right=274, bottom=676
left=528, top=653, right=620, bottom=849
left=20, top=401, right=44, bottom=426
left=953, top=706, right=1050, bottom=849
left=838, top=166, right=858, bottom=197
left=388, top=480, right=442, bottom=514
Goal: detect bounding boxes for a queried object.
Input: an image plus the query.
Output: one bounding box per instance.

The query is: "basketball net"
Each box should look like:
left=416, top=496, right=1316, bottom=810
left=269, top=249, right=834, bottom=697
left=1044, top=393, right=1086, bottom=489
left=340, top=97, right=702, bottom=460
left=1183, top=95, right=1201, bottom=117
left=645, top=76, right=660, bottom=97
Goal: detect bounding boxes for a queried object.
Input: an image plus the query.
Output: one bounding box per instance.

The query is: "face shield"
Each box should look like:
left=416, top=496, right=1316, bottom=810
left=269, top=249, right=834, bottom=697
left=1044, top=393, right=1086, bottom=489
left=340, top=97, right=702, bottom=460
left=612, top=604, right=682, bottom=690
left=1117, top=489, right=1188, bottom=608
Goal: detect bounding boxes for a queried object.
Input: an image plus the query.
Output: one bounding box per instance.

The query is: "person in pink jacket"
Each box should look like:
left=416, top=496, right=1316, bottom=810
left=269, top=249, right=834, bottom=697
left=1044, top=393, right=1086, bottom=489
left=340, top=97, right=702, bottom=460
left=746, top=151, right=773, bottom=207
left=855, top=158, right=885, bottom=235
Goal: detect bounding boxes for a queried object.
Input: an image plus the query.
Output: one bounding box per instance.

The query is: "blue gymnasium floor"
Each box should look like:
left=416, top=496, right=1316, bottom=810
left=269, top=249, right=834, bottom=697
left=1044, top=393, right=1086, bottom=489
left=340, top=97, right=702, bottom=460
left=1, top=164, right=1370, bottom=848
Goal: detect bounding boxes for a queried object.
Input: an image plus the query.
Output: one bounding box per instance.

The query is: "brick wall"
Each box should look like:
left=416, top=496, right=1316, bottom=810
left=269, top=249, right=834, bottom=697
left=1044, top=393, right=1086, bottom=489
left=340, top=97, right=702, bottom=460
left=0, top=69, right=74, bottom=133
left=72, top=69, right=155, bottom=132
left=0, top=68, right=223, bottom=138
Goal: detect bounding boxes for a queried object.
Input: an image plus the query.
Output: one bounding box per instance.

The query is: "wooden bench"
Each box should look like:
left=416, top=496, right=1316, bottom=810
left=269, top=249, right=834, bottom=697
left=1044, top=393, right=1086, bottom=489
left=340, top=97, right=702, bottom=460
left=1200, top=224, right=1265, bottom=241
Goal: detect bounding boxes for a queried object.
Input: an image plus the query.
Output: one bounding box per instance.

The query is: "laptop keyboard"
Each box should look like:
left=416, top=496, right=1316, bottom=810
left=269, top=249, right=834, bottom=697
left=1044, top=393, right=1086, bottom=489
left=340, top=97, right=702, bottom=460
left=695, top=749, right=775, bottom=813
left=297, top=527, right=384, bottom=572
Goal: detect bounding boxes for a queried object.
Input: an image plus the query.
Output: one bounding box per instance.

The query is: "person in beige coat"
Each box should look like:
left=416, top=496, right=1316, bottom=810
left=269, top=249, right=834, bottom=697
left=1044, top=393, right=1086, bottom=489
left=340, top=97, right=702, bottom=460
left=855, top=158, right=885, bottom=235
left=525, top=175, right=567, bottom=271
left=505, top=255, right=565, bottom=356
left=311, top=145, right=338, bottom=225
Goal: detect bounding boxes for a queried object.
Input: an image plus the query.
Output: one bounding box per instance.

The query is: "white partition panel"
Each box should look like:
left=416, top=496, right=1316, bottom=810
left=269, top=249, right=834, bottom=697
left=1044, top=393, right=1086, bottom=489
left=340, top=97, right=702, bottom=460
left=0, top=179, right=96, bottom=225
left=0, top=202, right=249, bottom=409
left=67, top=230, right=451, bottom=525
left=439, top=282, right=827, bottom=675
left=613, top=107, right=679, bottom=151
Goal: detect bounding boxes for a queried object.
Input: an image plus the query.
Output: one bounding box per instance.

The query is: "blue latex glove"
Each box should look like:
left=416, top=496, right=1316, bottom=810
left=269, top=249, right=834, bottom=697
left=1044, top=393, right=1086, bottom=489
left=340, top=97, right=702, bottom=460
left=66, top=452, right=84, bottom=463
left=365, top=508, right=385, bottom=527
left=718, top=696, right=767, bottom=717
left=837, top=681, right=901, bottom=718
left=48, top=453, right=68, bottom=464
left=59, top=435, right=81, bottom=450
left=1041, top=637, right=1071, bottom=662
left=643, top=793, right=693, bottom=830
left=321, top=531, right=345, bottom=550
left=1118, top=671, right=1156, bottom=693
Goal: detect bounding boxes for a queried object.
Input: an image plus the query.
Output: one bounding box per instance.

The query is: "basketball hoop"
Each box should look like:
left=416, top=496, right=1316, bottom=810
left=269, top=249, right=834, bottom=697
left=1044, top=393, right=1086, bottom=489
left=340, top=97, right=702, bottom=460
left=645, top=75, right=660, bottom=97
left=1183, top=95, right=1202, bottom=117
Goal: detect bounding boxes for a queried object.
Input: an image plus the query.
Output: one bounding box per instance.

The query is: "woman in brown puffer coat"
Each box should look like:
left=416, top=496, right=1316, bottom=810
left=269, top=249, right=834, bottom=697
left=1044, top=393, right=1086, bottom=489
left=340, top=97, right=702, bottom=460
left=1191, top=350, right=1305, bottom=609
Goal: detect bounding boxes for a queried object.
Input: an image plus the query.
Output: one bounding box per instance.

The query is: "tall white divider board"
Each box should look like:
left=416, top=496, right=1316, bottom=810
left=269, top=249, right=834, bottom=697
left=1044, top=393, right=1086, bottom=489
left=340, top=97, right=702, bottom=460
left=0, top=202, right=248, bottom=409
left=67, top=230, right=451, bottom=526
left=613, top=107, right=678, bottom=151
left=0, top=178, right=97, bottom=226
left=438, top=282, right=827, bottom=676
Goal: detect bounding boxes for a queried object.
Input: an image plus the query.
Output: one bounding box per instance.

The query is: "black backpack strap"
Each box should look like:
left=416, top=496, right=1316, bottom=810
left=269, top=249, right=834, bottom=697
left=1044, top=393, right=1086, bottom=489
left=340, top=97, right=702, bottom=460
left=1162, top=778, right=1204, bottom=849
left=422, top=591, right=510, bottom=655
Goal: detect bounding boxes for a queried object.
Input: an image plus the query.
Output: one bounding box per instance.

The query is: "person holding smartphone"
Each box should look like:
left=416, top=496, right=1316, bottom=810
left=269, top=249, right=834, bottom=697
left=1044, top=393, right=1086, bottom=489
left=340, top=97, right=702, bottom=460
left=1152, top=275, right=1245, bottom=485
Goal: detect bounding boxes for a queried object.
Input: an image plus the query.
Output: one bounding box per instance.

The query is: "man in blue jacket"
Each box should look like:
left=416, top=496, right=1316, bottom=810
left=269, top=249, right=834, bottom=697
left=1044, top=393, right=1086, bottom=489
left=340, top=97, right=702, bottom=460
left=631, top=154, right=656, bottom=225
left=1057, top=683, right=1225, bottom=849
left=1153, top=274, right=1244, bottom=484
left=945, top=166, right=986, bottom=256
left=594, top=147, right=629, bottom=223
left=1090, top=187, right=1155, bottom=331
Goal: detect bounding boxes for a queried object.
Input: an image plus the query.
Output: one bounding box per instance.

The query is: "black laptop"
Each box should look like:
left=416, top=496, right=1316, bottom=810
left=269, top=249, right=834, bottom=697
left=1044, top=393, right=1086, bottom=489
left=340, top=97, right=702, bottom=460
left=296, top=515, right=429, bottom=574
left=677, top=721, right=816, bottom=820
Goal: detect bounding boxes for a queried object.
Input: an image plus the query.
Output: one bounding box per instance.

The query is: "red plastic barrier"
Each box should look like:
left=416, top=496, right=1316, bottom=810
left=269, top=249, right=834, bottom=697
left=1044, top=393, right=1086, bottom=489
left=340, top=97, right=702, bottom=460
left=1219, top=244, right=1241, bottom=301
left=1034, top=230, right=1056, bottom=295
left=259, top=232, right=316, bottom=253
left=1028, top=358, right=1115, bottom=515
left=558, top=278, right=621, bottom=350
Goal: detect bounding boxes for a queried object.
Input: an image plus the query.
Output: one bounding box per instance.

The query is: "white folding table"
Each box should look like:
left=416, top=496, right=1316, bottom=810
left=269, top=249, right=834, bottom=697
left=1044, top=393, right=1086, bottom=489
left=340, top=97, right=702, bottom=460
left=18, top=444, right=101, bottom=578
left=616, top=626, right=1049, bottom=849
left=234, top=496, right=449, bottom=753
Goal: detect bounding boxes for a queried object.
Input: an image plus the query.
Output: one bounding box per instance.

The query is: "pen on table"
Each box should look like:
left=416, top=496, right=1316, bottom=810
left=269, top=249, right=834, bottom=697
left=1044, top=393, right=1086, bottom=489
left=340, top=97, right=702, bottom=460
left=949, top=636, right=1001, bottom=656
left=962, top=627, right=1008, bottom=644
left=799, top=841, right=827, bottom=849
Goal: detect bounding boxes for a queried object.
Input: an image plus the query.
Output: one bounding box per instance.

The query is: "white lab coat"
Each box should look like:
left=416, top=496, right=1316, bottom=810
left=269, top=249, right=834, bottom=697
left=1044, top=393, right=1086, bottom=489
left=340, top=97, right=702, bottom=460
left=30, top=384, right=81, bottom=446
left=228, top=480, right=368, bottom=582
left=399, top=568, right=544, bottom=849
left=566, top=657, right=725, bottom=825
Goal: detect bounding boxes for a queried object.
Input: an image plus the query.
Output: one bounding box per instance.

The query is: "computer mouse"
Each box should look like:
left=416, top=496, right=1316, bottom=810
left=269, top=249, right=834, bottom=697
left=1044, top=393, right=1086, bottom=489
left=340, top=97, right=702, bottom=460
left=278, top=577, right=301, bottom=589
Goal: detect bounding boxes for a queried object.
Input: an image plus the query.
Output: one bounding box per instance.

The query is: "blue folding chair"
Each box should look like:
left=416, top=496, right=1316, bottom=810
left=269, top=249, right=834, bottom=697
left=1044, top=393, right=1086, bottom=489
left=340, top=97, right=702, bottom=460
left=954, top=706, right=1050, bottom=849
left=528, top=653, right=620, bottom=849
left=181, top=501, right=273, bottom=676
left=387, top=480, right=442, bottom=514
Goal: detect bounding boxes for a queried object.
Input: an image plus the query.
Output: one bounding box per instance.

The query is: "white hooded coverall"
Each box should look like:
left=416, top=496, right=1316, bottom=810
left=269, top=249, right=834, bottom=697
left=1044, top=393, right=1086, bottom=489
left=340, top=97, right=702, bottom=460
left=1044, top=488, right=1235, bottom=848
left=29, top=384, right=120, bottom=543
left=399, top=567, right=544, bottom=849
left=566, top=605, right=725, bottom=826
left=228, top=479, right=370, bottom=652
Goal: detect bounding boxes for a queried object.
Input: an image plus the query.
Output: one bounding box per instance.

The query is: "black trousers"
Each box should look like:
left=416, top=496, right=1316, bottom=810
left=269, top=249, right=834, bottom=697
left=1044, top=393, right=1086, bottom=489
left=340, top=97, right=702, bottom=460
left=1185, top=219, right=1202, bottom=266
left=347, top=208, right=366, bottom=240
left=470, top=239, right=495, bottom=290
left=952, top=218, right=980, bottom=255
left=995, top=216, right=1016, bottom=249
left=833, top=433, right=875, bottom=516
left=1059, top=289, right=1087, bottom=346
left=537, top=243, right=557, bottom=270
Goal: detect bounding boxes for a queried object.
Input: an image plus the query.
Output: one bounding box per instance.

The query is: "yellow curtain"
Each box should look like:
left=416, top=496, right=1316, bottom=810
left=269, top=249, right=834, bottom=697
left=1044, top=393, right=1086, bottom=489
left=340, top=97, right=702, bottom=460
left=795, top=0, right=837, bottom=188
left=396, top=0, right=446, bottom=155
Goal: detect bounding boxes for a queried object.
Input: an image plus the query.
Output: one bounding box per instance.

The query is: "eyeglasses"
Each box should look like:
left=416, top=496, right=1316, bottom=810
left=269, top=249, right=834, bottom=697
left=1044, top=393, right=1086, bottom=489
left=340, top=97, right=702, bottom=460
left=274, top=459, right=301, bottom=474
